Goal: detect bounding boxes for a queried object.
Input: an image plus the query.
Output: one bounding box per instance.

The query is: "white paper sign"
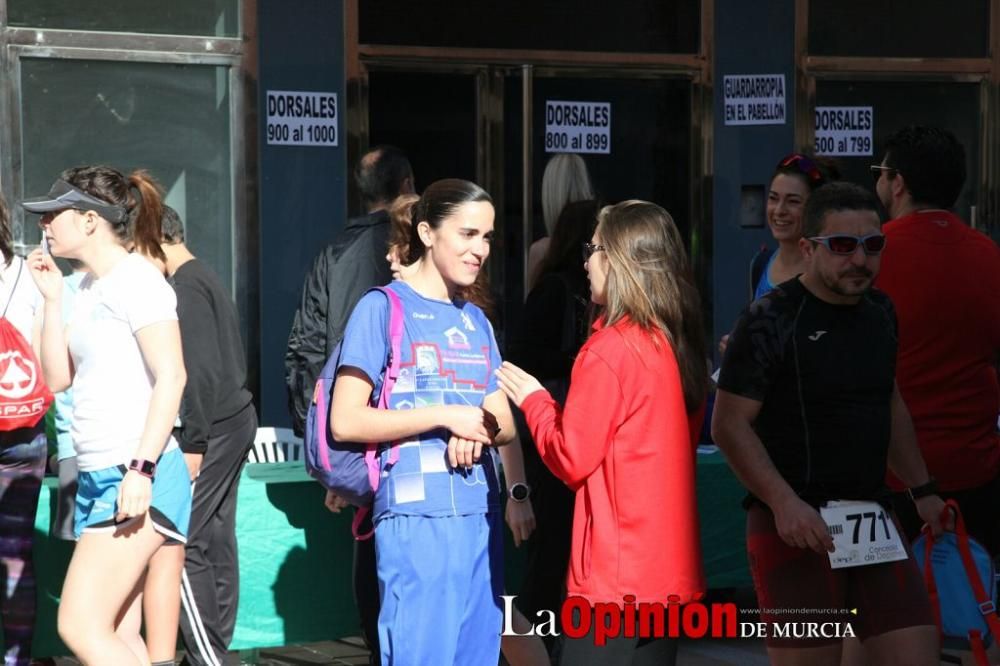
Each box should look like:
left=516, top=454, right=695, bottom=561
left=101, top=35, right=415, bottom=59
left=544, top=100, right=611, bottom=154
left=820, top=500, right=908, bottom=570
left=814, top=106, right=873, bottom=156
left=266, top=90, right=338, bottom=147
left=723, top=74, right=786, bottom=126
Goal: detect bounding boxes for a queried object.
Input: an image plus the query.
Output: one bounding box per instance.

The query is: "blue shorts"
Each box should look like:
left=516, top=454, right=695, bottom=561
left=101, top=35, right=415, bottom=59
left=74, top=447, right=191, bottom=543
left=375, top=512, right=503, bottom=666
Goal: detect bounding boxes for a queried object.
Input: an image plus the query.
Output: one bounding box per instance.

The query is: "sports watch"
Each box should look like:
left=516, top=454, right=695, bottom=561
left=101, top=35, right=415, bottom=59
left=128, top=458, right=157, bottom=480
left=906, top=477, right=938, bottom=502
left=508, top=482, right=531, bottom=503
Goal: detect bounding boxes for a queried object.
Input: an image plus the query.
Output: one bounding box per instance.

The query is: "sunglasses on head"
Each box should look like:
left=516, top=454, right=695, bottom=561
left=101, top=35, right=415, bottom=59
left=809, top=233, right=886, bottom=256
left=778, top=153, right=824, bottom=185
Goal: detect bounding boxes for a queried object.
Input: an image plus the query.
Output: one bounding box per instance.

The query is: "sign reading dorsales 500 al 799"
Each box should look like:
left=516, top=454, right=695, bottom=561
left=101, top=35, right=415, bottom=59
left=266, top=90, right=338, bottom=147
left=723, top=74, right=785, bottom=126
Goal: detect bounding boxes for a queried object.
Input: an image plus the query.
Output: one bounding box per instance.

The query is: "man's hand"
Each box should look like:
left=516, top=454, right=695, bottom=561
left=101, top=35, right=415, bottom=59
left=505, top=498, right=536, bottom=547
left=915, top=495, right=953, bottom=536
left=772, top=495, right=834, bottom=553
left=324, top=489, right=349, bottom=513
left=184, top=452, right=204, bottom=481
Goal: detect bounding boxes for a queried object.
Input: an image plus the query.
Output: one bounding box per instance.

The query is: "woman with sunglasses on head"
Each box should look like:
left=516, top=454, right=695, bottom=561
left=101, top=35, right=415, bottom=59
left=752, top=153, right=839, bottom=300
left=497, top=201, right=708, bottom=666
left=718, top=153, right=838, bottom=359
left=23, top=167, right=189, bottom=666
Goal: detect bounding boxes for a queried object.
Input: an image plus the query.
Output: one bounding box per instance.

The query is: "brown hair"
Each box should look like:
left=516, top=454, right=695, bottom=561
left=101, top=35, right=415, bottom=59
left=596, top=200, right=708, bottom=412
left=60, top=165, right=165, bottom=262
left=389, top=192, right=497, bottom=323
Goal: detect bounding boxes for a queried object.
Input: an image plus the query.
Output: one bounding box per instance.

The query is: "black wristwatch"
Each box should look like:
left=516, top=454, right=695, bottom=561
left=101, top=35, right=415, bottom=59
left=508, top=482, right=531, bottom=503
left=907, top=477, right=938, bottom=502
left=128, top=458, right=157, bottom=480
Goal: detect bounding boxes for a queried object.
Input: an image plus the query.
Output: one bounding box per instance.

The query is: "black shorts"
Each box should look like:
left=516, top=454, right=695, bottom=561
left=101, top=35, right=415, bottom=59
left=746, top=503, right=935, bottom=648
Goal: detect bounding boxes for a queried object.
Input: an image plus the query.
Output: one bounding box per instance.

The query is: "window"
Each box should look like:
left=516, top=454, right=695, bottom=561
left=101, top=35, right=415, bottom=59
left=808, top=0, right=989, bottom=58
left=8, top=0, right=239, bottom=37
left=360, top=0, right=700, bottom=54
left=19, top=58, right=234, bottom=290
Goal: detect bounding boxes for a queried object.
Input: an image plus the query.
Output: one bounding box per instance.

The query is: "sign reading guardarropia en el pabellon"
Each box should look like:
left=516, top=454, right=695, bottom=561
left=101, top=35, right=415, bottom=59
left=723, top=74, right=786, bottom=126
left=266, top=90, right=338, bottom=147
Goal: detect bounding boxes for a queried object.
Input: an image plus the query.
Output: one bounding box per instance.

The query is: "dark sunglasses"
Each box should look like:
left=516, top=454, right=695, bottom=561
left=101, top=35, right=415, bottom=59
left=777, top=153, right=824, bottom=185
left=809, top=233, right=886, bottom=256
left=582, top=242, right=605, bottom=261
left=869, top=164, right=897, bottom=184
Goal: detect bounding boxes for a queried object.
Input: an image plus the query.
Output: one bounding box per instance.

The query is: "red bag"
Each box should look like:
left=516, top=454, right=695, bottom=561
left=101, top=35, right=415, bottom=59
left=0, top=261, right=53, bottom=430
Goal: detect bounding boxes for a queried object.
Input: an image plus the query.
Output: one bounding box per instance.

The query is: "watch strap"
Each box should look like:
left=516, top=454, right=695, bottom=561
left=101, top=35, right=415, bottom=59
left=907, top=477, right=938, bottom=502
left=128, top=458, right=157, bottom=479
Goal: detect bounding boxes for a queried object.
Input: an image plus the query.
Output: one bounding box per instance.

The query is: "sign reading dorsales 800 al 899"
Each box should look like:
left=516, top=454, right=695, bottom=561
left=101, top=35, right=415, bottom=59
left=545, top=100, right=611, bottom=155
left=723, top=74, right=785, bottom=126
left=266, top=90, right=338, bottom=147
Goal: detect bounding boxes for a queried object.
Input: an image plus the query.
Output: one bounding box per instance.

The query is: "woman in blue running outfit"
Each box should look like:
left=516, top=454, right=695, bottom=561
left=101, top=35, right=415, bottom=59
left=24, top=166, right=189, bottom=666
left=331, top=179, right=514, bottom=666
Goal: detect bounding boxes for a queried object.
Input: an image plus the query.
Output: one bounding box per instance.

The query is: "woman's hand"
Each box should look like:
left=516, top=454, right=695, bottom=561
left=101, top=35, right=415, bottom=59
left=324, top=489, right=350, bottom=513
left=440, top=406, right=498, bottom=444
left=25, top=249, right=63, bottom=302
left=505, top=497, right=536, bottom=547
left=447, top=435, right=483, bottom=469
left=116, top=470, right=153, bottom=522
left=494, top=362, right=545, bottom=408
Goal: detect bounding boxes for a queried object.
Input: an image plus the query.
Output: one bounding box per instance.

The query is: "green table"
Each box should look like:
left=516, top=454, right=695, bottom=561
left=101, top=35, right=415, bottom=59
left=23, top=454, right=749, bottom=658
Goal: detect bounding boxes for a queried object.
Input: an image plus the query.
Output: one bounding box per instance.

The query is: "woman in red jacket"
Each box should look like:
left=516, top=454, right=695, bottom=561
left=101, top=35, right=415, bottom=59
left=496, top=200, right=707, bottom=665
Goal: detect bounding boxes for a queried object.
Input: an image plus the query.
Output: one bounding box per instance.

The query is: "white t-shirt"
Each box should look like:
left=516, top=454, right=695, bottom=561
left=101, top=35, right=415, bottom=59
left=0, top=255, right=42, bottom=342
left=69, top=254, right=179, bottom=471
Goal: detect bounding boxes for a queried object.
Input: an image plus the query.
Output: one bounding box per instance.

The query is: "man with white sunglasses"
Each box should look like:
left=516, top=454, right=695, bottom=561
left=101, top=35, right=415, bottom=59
left=713, top=181, right=947, bottom=666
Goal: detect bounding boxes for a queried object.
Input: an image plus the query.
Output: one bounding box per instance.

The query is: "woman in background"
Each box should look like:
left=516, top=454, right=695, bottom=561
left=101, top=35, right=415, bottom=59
left=525, top=154, right=595, bottom=290
left=0, top=192, right=47, bottom=666
left=24, top=166, right=189, bottom=666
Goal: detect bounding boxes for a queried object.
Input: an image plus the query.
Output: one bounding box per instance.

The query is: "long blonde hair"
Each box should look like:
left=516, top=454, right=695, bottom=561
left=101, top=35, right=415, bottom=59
left=596, top=200, right=708, bottom=411
left=541, top=154, right=594, bottom=235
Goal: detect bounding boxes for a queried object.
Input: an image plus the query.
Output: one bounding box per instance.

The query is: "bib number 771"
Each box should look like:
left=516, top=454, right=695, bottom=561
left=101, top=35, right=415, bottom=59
left=819, top=500, right=908, bottom=569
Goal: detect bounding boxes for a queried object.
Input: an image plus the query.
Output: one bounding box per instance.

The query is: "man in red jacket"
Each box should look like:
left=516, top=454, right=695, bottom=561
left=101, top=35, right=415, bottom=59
left=873, top=125, right=1000, bottom=556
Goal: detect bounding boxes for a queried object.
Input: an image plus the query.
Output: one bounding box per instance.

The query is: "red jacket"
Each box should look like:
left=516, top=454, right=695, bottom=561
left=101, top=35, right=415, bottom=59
left=521, top=317, right=704, bottom=606
left=876, top=210, right=1000, bottom=492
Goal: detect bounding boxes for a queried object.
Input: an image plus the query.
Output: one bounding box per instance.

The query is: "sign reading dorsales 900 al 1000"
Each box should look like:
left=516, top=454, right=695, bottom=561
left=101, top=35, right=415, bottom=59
left=266, top=90, right=338, bottom=147
left=544, top=100, right=611, bottom=155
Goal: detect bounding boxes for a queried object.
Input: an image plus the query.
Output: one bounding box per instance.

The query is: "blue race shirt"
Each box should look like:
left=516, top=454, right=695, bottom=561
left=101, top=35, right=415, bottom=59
left=339, top=281, right=503, bottom=520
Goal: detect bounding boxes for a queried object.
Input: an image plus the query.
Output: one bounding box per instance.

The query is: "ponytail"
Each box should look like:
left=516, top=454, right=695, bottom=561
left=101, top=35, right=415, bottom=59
left=388, top=194, right=419, bottom=257
left=0, top=193, right=12, bottom=267
left=127, top=170, right=165, bottom=263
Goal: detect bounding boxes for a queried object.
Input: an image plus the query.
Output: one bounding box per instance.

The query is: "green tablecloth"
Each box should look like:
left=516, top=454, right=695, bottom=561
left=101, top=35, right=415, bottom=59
left=23, top=454, right=749, bottom=658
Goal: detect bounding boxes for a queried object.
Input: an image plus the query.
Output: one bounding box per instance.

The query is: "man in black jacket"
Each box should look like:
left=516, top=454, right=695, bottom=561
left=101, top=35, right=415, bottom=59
left=153, top=207, right=258, bottom=666
left=284, top=146, right=413, bottom=664
left=285, top=145, right=414, bottom=435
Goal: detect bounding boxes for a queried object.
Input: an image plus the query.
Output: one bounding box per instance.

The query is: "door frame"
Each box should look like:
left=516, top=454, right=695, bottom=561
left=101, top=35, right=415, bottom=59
left=793, top=0, right=1000, bottom=234
left=344, top=0, right=715, bottom=300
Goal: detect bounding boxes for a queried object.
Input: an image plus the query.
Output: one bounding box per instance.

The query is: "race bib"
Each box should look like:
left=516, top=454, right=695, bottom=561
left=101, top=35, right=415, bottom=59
left=820, top=500, right=908, bottom=569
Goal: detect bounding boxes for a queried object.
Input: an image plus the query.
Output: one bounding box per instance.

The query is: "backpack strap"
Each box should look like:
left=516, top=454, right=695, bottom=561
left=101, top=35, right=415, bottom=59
left=921, top=529, right=943, bottom=634
left=748, top=245, right=773, bottom=301
left=1, top=259, right=23, bottom=319
left=944, top=500, right=1000, bottom=648
left=353, top=285, right=405, bottom=541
